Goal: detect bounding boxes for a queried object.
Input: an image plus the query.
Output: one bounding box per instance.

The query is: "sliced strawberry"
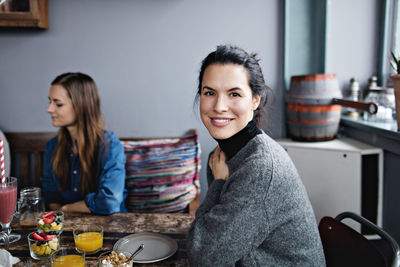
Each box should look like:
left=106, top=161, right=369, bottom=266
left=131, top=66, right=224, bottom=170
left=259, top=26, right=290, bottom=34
left=42, top=211, right=55, bottom=219
left=43, top=218, right=53, bottom=224
left=39, top=232, right=47, bottom=238
left=45, top=235, right=56, bottom=241
left=32, top=232, right=44, bottom=241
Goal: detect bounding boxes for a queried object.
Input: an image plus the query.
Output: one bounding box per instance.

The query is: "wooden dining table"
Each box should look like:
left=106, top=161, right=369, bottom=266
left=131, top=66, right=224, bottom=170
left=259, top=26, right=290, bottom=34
left=6, top=212, right=195, bottom=266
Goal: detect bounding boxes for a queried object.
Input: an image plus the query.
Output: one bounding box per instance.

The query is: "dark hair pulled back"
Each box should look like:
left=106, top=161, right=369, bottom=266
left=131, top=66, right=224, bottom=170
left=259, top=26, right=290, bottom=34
left=196, top=45, right=270, bottom=127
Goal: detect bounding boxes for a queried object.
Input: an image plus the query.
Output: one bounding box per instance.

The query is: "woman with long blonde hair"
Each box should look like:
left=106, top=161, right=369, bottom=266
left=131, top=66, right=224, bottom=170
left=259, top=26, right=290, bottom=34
left=41, top=72, right=126, bottom=214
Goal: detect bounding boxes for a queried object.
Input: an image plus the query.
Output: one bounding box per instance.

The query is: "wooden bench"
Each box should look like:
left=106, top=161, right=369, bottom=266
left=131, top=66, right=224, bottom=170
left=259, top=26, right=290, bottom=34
left=5, top=131, right=199, bottom=214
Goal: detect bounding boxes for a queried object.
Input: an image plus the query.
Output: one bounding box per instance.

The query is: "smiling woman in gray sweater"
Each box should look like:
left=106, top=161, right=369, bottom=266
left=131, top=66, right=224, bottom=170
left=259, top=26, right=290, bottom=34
left=187, top=45, right=325, bottom=266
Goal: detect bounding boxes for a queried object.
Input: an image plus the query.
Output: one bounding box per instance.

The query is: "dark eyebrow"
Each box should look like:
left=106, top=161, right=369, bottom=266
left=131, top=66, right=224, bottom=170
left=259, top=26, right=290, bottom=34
left=202, top=86, right=215, bottom=91
left=227, top=87, right=243, bottom=92
left=202, top=86, right=243, bottom=92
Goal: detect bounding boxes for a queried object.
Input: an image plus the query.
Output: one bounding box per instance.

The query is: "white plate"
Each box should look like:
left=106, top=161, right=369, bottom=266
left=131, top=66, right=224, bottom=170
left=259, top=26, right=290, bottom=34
left=113, top=232, right=178, bottom=263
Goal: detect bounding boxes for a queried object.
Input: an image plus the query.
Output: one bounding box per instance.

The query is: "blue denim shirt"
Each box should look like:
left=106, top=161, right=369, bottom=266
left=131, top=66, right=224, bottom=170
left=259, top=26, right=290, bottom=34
left=40, top=131, right=127, bottom=214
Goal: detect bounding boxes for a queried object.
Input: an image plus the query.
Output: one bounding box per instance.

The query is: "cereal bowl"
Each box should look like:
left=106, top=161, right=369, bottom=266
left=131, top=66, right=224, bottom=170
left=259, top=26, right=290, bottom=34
left=98, top=250, right=133, bottom=267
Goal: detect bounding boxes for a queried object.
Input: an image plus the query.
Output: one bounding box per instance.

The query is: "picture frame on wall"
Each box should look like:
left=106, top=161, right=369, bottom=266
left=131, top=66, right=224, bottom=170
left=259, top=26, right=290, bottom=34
left=0, top=0, right=48, bottom=29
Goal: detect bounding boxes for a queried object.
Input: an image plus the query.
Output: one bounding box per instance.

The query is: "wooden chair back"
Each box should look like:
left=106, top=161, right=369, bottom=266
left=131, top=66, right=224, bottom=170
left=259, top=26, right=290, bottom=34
left=319, top=212, right=400, bottom=267
left=319, top=216, right=387, bottom=267
left=5, top=132, right=57, bottom=189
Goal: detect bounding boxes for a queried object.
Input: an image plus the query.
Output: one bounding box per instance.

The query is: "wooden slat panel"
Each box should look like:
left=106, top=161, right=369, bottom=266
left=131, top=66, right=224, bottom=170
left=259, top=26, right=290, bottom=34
left=20, top=153, right=29, bottom=188
left=29, top=152, right=35, bottom=186
left=34, top=151, right=42, bottom=187
left=5, top=132, right=56, bottom=188
left=13, top=153, right=21, bottom=187
left=5, top=132, right=56, bottom=153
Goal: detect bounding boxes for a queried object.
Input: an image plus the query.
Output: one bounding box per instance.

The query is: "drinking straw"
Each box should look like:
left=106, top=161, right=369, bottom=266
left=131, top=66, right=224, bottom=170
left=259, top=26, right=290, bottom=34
left=0, top=139, right=5, bottom=184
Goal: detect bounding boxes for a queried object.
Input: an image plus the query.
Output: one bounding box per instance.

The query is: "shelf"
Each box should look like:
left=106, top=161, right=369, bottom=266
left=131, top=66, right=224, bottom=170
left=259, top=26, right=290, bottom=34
left=0, top=0, right=48, bottom=29
left=278, top=137, right=383, bottom=154
left=340, top=116, right=400, bottom=146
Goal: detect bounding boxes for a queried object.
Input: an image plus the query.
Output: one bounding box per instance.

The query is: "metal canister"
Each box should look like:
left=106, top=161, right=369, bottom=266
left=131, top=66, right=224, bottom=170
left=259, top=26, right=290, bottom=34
left=342, top=78, right=361, bottom=118
left=363, top=87, right=395, bottom=122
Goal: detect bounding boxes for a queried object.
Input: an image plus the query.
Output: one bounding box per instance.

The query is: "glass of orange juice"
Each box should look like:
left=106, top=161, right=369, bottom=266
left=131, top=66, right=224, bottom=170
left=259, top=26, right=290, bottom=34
left=51, top=247, right=85, bottom=267
left=73, top=224, right=103, bottom=254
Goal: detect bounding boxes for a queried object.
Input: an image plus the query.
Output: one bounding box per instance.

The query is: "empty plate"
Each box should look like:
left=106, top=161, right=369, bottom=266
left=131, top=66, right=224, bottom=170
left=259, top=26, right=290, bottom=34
left=113, top=232, right=178, bottom=263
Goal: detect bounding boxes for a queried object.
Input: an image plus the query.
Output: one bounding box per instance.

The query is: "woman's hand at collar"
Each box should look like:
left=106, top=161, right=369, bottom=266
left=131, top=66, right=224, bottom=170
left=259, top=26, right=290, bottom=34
left=209, top=146, right=229, bottom=181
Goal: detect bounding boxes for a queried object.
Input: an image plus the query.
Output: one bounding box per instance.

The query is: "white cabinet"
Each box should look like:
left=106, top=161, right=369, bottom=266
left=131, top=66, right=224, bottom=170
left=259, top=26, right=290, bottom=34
left=278, top=137, right=383, bottom=232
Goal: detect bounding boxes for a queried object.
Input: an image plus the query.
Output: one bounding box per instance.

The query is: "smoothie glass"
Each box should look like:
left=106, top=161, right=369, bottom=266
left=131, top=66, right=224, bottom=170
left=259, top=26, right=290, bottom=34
left=0, top=177, right=21, bottom=244
left=51, top=247, right=85, bottom=267
left=73, top=224, right=103, bottom=254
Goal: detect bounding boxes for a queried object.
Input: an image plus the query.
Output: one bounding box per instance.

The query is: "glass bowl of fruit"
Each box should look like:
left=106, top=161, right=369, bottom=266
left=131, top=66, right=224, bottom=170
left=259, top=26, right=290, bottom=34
left=28, top=231, right=60, bottom=260
left=37, top=211, right=64, bottom=233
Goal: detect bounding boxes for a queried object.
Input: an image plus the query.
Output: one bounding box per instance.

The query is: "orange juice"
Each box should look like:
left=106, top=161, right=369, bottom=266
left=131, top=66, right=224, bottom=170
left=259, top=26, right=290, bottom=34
left=74, top=232, right=103, bottom=253
left=53, top=255, right=85, bottom=267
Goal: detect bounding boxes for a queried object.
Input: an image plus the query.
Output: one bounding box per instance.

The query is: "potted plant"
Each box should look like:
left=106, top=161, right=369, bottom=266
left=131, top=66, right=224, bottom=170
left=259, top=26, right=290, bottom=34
left=390, top=52, right=400, bottom=131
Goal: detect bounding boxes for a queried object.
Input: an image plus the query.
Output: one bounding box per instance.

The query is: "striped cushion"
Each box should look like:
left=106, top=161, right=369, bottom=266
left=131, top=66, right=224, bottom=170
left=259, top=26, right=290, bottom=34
left=122, top=132, right=201, bottom=213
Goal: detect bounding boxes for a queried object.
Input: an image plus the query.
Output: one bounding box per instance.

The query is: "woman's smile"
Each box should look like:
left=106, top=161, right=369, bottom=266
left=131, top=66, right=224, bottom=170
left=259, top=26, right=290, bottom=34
left=210, top=117, right=234, bottom=127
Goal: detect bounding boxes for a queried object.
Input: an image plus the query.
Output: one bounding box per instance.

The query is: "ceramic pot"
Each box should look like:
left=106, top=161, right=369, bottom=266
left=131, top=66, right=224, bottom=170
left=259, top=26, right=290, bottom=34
left=390, top=74, right=400, bottom=131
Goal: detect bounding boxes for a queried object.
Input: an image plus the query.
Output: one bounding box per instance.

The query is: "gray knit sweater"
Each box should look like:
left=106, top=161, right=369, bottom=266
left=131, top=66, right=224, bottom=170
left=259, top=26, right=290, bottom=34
left=187, top=132, right=326, bottom=266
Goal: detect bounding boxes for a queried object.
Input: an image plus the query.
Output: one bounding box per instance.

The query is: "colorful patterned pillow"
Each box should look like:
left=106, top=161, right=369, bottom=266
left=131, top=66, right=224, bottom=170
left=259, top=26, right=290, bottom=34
left=121, top=131, right=201, bottom=213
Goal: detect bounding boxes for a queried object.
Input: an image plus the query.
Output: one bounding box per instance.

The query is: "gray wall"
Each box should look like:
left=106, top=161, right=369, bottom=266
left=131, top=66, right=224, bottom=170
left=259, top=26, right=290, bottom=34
left=326, top=0, right=380, bottom=91
left=0, top=0, right=379, bottom=201
left=0, top=0, right=282, bottom=201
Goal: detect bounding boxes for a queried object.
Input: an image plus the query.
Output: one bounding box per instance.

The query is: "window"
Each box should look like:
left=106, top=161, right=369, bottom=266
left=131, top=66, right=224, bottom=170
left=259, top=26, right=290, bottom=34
left=378, top=0, right=400, bottom=86
left=392, top=1, right=400, bottom=58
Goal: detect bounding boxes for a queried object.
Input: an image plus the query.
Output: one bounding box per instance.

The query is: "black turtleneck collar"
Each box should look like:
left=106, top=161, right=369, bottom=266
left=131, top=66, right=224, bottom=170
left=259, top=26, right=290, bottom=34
left=215, top=120, right=261, bottom=160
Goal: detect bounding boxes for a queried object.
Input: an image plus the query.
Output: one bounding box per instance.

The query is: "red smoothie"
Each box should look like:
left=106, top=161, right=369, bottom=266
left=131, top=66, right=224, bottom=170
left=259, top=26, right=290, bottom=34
left=0, top=186, right=17, bottom=224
